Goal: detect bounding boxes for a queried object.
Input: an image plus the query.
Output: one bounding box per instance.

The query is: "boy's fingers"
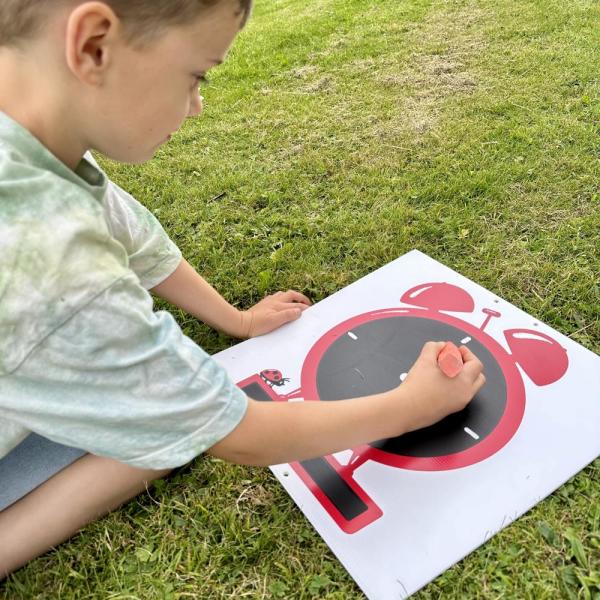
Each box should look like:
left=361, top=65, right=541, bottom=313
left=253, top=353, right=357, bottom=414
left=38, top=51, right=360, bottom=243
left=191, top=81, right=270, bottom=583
left=279, top=290, right=311, bottom=305
left=458, top=345, right=485, bottom=379
left=462, top=354, right=484, bottom=380
left=278, top=301, right=310, bottom=312
left=267, top=307, right=302, bottom=328
left=419, top=340, right=446, bottom=361
left=279, top=307, right=302, bottom=324
left=458, top=345, right=479, bottom=363
left=473, top=372, right=487, bottom=393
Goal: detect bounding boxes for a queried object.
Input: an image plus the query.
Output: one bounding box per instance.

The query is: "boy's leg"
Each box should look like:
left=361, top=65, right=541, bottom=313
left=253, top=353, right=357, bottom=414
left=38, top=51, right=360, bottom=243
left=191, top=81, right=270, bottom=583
left=0, top=454, right=170, bottom=578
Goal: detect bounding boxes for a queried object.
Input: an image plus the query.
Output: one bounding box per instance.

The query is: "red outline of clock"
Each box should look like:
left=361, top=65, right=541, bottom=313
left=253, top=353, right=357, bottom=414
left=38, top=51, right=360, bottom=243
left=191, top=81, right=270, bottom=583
left=237, top=282, right=569, bottom=533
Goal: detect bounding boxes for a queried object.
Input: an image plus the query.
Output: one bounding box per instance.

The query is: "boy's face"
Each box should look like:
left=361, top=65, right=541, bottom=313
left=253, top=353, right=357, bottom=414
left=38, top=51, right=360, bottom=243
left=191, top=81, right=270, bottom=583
left=86, top=1, right=243, bottom=163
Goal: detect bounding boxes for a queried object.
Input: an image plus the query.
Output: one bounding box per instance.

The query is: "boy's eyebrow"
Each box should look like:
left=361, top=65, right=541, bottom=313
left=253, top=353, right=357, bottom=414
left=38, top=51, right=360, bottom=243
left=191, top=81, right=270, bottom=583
left=210, top=58, right=224, bottom=66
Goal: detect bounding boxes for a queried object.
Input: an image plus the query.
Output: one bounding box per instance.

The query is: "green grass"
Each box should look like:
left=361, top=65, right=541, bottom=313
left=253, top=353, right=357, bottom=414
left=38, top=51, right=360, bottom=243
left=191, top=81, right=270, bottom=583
left=4, top=0, right=599, bottom=597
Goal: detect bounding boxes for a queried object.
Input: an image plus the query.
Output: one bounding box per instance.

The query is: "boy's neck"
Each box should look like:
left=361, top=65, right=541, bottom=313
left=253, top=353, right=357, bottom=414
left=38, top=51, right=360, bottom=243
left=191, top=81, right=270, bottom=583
left=0, top=49, right=87, bottom=170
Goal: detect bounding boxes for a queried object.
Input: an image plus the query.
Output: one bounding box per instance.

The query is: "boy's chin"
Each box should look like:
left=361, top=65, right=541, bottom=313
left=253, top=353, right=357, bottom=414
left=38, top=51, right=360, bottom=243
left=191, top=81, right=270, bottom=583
left=127, top=152, right=157, bottom=165
left=98, top=147, right=158, bottom=165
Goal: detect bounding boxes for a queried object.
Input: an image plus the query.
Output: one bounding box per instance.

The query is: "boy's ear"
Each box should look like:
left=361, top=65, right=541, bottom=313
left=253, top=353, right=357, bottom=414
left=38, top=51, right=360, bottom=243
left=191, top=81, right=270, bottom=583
left=64, top=1, right=120, bottom=84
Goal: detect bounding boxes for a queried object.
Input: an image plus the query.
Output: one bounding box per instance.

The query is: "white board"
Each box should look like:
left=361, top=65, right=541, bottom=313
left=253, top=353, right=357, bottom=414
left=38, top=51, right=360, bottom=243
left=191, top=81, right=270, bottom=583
left=214, top=250, right=600, bottom=599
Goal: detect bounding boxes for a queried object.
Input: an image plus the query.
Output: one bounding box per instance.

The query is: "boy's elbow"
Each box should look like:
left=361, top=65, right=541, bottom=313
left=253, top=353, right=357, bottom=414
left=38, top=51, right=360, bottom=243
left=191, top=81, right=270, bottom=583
left=207, top=444, right=273, bottom=467
left=207, top=398, right=283, bottom=467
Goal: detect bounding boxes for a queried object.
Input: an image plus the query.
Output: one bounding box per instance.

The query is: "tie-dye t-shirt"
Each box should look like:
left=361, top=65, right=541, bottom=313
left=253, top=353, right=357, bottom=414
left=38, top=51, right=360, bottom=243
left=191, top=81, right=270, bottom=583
left=0, top=112, right=247, bottom=468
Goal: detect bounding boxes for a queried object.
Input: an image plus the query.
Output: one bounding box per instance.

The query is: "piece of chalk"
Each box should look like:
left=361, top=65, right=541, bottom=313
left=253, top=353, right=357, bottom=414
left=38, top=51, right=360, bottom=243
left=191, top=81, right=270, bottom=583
left=437, top=341, right=463, bottom=378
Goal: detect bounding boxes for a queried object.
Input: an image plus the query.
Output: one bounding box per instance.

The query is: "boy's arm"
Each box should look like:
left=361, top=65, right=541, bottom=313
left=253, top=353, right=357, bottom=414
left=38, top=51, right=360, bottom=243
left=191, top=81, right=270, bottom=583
left=209, top=343, right=486, bottom=466
left=150, top=258, right=311, bottom=338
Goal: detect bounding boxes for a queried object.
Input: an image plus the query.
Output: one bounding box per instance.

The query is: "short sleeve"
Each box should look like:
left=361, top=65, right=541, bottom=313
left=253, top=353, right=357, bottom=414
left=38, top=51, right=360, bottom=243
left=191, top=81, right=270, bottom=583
left=0, top=272, right=248, bottom=469
left=86, top=153, right=182, bottom=289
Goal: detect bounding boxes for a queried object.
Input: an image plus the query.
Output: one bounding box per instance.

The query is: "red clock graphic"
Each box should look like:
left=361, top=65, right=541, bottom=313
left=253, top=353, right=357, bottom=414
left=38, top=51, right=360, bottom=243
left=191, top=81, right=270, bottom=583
left=237, top=282, right=569, bottom=534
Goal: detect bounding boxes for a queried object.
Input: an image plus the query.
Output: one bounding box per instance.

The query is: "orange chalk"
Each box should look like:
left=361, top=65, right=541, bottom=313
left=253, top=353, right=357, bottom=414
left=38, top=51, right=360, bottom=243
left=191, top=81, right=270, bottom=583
left=437, top=341, right=463, bottom=378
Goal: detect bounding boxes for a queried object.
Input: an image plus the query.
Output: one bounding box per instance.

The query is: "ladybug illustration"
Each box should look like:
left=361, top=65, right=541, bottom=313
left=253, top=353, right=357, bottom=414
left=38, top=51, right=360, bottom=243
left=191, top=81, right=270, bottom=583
left=260, top=369, right=290, bottom=388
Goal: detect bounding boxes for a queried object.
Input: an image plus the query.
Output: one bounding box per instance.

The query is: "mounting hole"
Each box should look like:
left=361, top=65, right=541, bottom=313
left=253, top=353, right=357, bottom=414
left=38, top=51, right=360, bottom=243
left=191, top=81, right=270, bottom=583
left=283, top=471, right=289, bottom=477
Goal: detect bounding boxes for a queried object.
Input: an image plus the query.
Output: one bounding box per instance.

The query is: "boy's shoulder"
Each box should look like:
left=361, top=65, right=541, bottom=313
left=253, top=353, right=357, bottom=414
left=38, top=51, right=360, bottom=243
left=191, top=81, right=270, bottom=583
left=0, top=114, right=106, bottom=221
left=0, top=113, right=131, bottom=375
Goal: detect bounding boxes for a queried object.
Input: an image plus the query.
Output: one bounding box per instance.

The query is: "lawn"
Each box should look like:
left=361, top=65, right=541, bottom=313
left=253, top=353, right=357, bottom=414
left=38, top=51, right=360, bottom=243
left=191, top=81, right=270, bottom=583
left=3, top=0, right=599, bottom=597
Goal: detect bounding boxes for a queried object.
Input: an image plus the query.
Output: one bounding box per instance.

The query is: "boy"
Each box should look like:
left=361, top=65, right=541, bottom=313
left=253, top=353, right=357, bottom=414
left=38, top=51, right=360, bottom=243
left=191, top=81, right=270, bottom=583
left=0, top=0, right=485, bottom=578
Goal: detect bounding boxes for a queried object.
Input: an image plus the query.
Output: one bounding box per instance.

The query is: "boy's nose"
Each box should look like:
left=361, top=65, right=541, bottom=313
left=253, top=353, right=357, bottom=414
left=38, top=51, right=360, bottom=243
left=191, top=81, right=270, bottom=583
left=188, top=93, right=204, bottom=118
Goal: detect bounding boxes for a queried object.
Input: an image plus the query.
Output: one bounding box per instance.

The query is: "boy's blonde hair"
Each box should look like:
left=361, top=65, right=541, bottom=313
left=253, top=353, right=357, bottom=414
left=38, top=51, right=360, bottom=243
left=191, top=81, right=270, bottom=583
left=0, top=0, right=252, bottom=47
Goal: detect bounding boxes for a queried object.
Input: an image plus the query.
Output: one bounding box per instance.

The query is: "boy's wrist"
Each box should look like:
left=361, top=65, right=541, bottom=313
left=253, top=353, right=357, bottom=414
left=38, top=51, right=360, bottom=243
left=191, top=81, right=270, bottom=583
left=377, top=387, right=415, bottom=440
left=233, top=309, right=252, bottom=339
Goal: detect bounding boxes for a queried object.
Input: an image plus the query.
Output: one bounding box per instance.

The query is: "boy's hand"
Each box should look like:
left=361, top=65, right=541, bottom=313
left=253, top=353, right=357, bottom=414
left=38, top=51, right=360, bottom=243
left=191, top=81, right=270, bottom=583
left=239, top=290, right=311, bottom=338
left=397, top=341, right=486, bottom=433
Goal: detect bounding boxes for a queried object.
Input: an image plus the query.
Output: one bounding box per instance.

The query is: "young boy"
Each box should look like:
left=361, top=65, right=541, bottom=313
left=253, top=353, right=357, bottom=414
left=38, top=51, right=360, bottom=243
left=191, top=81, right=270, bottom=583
left=0, top=0, right=485, bottom=578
